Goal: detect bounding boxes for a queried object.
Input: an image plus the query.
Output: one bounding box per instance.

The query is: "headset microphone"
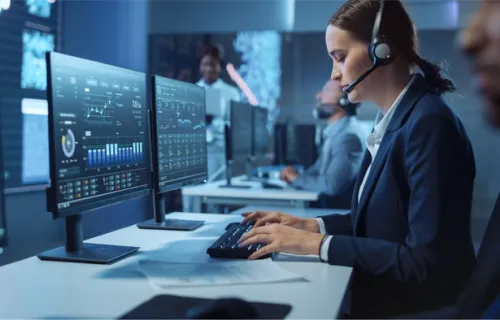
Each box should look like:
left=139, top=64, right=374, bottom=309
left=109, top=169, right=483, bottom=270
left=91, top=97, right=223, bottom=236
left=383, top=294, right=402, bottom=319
left=344, top=0, right=394, bottom=94
left=344, top=65, right=378, bottom=94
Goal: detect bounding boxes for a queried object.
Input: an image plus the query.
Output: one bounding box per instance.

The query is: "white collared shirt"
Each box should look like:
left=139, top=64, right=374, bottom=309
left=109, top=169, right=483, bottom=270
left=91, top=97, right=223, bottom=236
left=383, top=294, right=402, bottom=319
left=196, top=78, right=241, bottom=117
left=317, top=75, right=416, bottom=262
left=196, top=78, right=240, bottom=147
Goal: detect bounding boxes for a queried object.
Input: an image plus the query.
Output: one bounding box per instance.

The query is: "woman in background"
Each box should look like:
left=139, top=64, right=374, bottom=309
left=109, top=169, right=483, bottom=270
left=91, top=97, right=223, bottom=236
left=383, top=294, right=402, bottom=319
left=196, top=45, right=240, bottom=182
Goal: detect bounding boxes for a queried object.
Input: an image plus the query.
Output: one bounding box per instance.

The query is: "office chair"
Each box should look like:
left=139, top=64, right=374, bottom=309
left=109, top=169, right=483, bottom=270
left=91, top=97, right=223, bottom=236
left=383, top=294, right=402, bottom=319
left=396, top=192, right=500, bottom=319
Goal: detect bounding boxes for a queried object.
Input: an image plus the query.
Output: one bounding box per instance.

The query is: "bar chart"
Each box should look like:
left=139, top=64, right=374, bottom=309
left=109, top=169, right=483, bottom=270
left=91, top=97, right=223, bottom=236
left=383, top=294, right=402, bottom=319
left=85, top=137, right=144, bottom=169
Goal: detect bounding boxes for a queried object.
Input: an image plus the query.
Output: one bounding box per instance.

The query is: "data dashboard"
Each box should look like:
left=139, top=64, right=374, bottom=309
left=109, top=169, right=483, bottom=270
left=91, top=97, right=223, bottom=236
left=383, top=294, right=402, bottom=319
left=47, top=52, right=151, bottom=211
left=153, top=76, right=207, bottom=192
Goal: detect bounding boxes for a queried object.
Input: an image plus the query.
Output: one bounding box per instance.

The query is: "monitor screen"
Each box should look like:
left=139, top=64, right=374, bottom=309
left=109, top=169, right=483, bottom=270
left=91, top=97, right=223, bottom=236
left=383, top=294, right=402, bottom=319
left=253, top=106, right=269, bottom=157
left=46, top=52, right=151, bottom=215
left=152, top=75, right=208, bottom=193
left=230, top=101, right=252, bottom=161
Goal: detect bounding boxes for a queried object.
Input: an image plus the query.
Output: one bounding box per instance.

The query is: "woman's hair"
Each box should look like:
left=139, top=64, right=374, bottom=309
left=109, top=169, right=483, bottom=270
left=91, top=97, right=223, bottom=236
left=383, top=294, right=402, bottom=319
left=329, top=0, right=455, bottom=95
left=202, top=44, right=221, bottom=62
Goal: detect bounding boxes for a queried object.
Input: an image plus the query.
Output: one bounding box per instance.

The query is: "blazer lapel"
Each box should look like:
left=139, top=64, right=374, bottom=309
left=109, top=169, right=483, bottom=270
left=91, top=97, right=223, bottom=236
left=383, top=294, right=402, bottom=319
left=352, top=74, right=431, bottom=233
left=353, top=132, right=396, bottom=233
left=351, top=150, right=372, bottom=217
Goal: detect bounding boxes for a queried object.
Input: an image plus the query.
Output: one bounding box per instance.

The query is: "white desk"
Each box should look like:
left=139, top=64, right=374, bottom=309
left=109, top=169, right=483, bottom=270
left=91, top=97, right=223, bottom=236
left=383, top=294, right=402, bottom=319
left=182, top=176, right=319, bottom=212
left=0, top=212, right=351, bottom=319
left=231, top=205, right=350, bottom=218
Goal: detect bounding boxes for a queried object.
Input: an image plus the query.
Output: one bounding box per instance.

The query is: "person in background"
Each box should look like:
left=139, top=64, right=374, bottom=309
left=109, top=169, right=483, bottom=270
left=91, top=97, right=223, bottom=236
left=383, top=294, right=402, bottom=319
left=196, top=45, right=241, bottom=181
left=280, top=80, right=365, bottom=206
left=239, top=0, right=477, bottom=317
left=180, top=45, right=241, bottom=213
left=458, top=1, right=500, bottom=318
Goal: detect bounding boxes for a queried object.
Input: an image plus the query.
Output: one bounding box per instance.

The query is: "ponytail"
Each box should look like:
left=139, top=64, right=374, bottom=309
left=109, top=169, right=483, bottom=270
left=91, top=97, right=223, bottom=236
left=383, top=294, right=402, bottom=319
left=414, top=56, right=456, bottom=95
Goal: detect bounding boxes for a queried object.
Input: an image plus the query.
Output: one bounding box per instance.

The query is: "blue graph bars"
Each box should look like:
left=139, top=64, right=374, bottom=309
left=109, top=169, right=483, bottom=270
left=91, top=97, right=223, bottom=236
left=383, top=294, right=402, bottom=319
left=87, top=142, right=143, bottom=168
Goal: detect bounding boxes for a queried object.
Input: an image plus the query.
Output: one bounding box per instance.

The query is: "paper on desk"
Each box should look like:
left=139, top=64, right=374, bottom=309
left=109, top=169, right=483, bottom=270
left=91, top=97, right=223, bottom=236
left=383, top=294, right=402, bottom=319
left=137, top=259, right=305, bottom=288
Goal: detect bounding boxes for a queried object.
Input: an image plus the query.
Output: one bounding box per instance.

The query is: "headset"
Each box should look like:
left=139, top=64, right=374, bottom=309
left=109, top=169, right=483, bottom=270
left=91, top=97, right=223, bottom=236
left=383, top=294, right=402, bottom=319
left=344, top=0, right=394, bottom=94
left=313, top=93, right=359, bottom=120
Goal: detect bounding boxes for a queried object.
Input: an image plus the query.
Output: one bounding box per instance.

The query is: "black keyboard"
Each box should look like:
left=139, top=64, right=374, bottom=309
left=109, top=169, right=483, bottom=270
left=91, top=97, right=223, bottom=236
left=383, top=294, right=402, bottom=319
left=261, top=181, right=284, bottom=189
left=207, top=223, right=271, bottom=259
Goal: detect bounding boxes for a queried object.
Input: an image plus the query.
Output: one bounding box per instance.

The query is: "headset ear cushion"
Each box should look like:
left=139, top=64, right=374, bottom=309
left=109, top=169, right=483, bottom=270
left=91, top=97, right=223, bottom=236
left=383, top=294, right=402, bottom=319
left=374, top=43, right=391, bottom=60
left=370, top=37, right=394, bottom=65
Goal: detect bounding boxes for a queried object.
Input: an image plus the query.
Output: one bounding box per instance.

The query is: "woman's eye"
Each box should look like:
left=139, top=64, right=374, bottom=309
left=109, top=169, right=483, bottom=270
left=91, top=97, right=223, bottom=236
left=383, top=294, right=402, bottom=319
left=336, top=56, right=345, bottom=62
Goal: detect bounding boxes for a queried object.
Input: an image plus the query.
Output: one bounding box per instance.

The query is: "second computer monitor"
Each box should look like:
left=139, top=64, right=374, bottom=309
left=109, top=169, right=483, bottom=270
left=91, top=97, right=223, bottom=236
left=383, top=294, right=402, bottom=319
left=229, top=101, right=253, bottom=161
left=252, top=106, right=269, bottom=158
left=152, top=75, right=208, bottom=194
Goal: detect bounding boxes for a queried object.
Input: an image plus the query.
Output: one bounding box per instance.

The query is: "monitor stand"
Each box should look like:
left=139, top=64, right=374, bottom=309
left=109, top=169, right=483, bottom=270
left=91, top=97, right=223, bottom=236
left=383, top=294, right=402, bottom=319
left=218, top=161, right=251, bottom=189
left=37, top=214, right=139, bottom=264
left=136, top=193, right=205, bottom=231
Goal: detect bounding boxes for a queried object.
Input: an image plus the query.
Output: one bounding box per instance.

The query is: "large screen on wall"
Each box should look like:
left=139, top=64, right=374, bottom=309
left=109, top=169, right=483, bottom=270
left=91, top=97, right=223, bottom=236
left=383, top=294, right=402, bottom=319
left=0, top=0, right=61, bottom=190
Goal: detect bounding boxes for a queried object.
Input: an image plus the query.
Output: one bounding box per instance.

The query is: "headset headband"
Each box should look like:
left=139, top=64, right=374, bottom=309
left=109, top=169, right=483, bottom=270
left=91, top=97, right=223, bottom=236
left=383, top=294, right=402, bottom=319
left=372, top=0, right=385, bottom=41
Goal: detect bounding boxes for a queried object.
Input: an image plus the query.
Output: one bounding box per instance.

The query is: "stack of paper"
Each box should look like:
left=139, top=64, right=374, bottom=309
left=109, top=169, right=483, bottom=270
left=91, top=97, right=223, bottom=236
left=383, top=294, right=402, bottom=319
left=137, top=259, right=305, bottom=288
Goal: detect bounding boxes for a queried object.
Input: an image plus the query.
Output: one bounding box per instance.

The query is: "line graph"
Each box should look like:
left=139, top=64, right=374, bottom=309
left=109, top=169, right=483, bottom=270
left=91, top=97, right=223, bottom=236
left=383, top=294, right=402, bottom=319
left=84, top=93, right=115, bottom=125
left=193, top=121, right=205, bottom=130
left=178, top=119, right=192, bottom=129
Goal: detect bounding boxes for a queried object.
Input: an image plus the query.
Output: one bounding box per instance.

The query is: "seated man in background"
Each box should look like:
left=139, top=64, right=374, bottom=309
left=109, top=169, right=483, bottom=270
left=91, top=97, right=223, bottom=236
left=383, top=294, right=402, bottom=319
left=280, top=80, right=365, bottom=207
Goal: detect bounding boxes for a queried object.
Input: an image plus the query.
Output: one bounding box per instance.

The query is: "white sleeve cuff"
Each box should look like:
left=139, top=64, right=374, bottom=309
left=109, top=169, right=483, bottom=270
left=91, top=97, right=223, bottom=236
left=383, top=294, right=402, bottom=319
left=316, top=218, right=327, bottom=234
left=320, top=235, right=333, bottom=262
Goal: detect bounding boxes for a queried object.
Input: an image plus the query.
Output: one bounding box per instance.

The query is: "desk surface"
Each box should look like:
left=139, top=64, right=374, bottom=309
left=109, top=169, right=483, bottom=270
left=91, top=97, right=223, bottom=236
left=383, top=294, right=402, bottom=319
left=182, top=176, right=319, bottom=201
left=231, top=205, right=350, bottom=218
left=0, top=212, right=351, bottom=319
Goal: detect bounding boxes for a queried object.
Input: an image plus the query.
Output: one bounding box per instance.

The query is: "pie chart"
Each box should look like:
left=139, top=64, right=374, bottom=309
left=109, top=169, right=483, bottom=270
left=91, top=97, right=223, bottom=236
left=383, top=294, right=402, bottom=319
left=61, top=128, right=76, bottom=158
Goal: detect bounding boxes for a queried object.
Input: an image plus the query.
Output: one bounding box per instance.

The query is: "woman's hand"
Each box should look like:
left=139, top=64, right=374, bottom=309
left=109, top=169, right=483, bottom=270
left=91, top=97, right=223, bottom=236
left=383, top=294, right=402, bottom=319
left=238, top=224, right=325, bottom=260
left=241, top=211, right=320, bottom=233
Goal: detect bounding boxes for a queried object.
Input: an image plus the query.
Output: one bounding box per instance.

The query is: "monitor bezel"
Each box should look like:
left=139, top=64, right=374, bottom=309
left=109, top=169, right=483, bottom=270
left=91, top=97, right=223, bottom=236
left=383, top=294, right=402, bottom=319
left=45, top=52, right=152, bottom=218
left=151, top=75, right=208, bottom=195
left=229, top=101, right=253, bottom=162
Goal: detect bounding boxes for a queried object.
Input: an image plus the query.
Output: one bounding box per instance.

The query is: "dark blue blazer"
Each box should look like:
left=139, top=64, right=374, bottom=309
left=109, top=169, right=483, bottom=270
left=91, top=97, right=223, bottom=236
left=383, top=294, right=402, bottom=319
left=456, top=192, right=500, bottom=318
left=321, top=74, right=477, bottom=318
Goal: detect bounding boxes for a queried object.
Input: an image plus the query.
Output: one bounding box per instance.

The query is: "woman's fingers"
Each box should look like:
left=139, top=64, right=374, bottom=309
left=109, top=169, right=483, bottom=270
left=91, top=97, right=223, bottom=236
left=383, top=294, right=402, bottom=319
left=248, top=244, right=278, bottom=260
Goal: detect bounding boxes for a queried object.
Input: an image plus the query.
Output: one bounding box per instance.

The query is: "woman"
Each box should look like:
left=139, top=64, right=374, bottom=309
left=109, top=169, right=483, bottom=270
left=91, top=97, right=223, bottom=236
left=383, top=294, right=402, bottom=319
left=239, top=0, right=477, bottom=317
left=196, top=45, right=240, bottom=179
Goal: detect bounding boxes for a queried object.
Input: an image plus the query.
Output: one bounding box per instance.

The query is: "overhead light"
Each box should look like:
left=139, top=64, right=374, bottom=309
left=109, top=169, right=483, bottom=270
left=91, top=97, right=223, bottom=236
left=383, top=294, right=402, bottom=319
left=47, top=0, right=56, bottom=3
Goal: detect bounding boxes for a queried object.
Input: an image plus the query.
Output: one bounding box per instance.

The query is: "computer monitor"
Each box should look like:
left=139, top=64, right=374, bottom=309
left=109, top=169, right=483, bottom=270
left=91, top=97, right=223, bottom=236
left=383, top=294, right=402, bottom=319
left=38, top=52, right=151, bottom=264
left=219, top=101, right=253, bottom=188
left=137, top=75, right=207, bottom=231
left=293, top=124, right=317, bottom=168
left=230, top=101, right=253, bottom=162
left=252, top=106, right=269, bottom=159
left=0, top=135, right=7, bottom=249
left=273, top=123, right=287, bottom=165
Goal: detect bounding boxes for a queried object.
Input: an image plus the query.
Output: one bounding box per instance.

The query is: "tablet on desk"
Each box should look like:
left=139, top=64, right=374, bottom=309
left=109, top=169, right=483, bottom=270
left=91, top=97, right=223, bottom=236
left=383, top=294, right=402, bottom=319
left=120, top=294, right=292, bottom=319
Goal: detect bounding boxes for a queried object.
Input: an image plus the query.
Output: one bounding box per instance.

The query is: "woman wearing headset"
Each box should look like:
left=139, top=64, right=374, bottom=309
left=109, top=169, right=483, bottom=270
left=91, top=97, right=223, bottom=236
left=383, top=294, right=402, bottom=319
left=239, top=0, right=477, bottom=318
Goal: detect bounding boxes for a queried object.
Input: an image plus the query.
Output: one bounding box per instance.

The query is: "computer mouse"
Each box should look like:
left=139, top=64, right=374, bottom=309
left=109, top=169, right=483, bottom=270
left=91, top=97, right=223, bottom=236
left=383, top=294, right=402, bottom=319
left=186, top=298, right=259, bottom=319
